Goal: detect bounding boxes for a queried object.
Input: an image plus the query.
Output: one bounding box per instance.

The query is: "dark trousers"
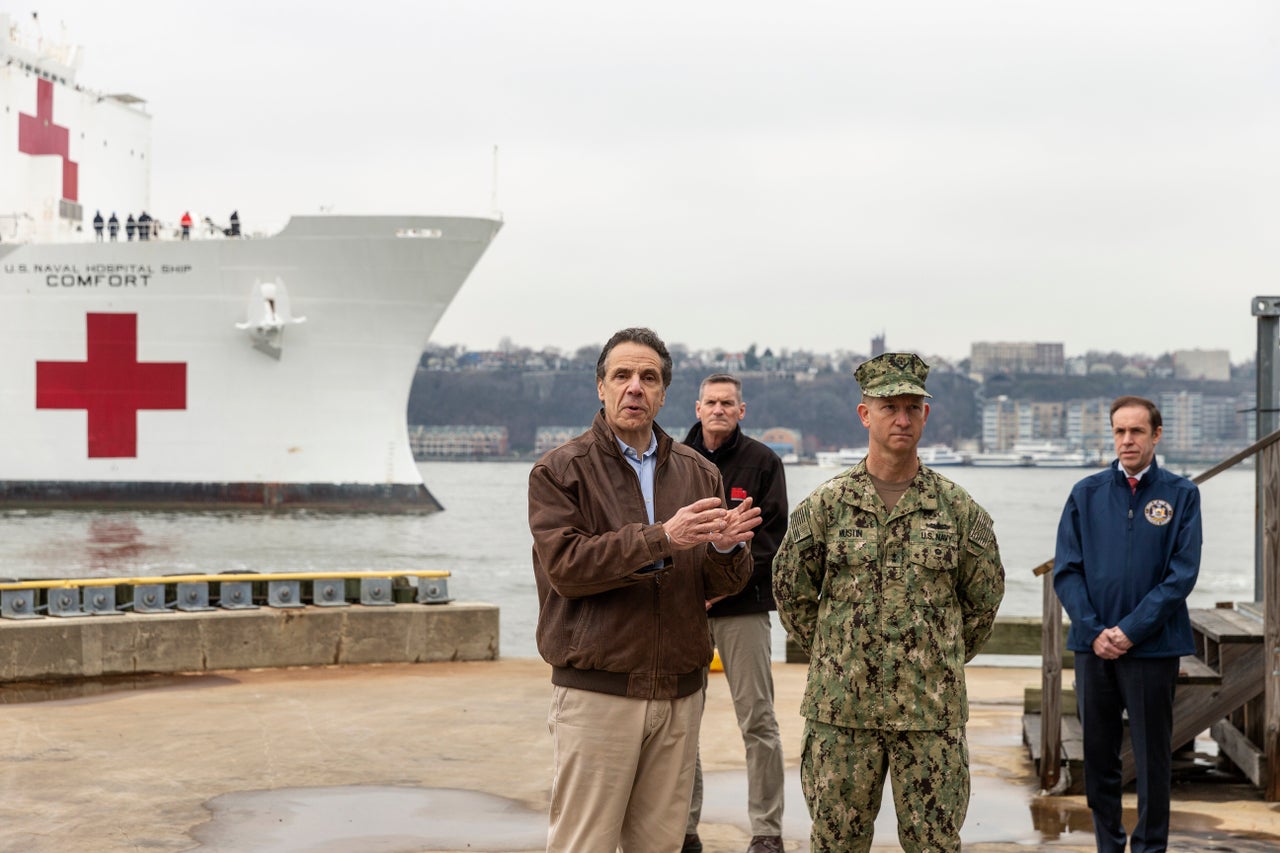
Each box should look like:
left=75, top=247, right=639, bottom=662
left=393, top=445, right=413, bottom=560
left=1076, top=653, right=1179, bottom=853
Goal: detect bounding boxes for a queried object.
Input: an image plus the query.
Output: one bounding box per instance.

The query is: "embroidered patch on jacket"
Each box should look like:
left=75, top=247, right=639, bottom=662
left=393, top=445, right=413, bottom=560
left=966, top=511, right=995, bottom=556
left=788, top=503, right=814, bottom=544
left=730, top=486, right=749, bottom=502
left=1144, top=499, right=1174, bottom=526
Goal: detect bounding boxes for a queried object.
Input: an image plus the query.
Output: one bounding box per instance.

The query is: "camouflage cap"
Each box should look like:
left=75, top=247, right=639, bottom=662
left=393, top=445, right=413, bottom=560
left=854, top=352, right=932, bottom=398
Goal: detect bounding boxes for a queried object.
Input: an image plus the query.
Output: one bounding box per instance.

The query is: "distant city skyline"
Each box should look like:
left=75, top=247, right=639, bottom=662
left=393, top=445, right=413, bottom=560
left=426, top=337, right=1252, bottom=368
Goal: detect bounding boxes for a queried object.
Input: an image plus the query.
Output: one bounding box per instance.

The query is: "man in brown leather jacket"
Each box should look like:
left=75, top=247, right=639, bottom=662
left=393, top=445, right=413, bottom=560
left=529, top=327, right=761, bottom=852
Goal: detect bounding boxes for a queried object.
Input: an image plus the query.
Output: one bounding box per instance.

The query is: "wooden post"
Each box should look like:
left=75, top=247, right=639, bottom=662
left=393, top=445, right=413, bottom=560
left=1263, top=441, right=1280, bottom=800
left=1040, top=565, right=1064, bottom=791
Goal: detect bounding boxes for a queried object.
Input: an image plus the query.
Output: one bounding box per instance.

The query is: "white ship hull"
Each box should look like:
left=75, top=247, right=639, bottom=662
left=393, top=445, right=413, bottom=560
left=0, top=16, right=500, bottom=511
left=0, top=216, right=500, bottom=510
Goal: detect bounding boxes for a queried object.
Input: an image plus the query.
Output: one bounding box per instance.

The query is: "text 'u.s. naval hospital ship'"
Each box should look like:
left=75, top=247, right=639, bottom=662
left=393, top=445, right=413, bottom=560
left=0, top=14, right=501, bottom=512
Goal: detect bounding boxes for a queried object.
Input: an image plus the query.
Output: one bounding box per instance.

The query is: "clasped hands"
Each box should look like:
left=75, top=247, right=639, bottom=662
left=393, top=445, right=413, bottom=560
left=1091, top=625, right=1133, bottom=660
left=664, top=496, right=762, bottom=552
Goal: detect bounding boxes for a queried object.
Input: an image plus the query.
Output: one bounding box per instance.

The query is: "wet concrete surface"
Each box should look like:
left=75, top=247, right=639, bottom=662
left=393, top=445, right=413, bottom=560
left=194, top=786, right=547, bottom=852
left=0, top=656, right=1276, bottom=852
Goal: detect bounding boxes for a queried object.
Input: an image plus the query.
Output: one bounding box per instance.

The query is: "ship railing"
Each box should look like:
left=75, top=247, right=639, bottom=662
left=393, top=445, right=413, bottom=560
left=0, top=570, right=453, bottom=619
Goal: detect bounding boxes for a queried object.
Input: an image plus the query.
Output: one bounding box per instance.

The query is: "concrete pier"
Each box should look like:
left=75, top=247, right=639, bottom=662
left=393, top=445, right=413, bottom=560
left=1, top=651, right=1276, bottom=852
left=0, top=602, right=499, bottom=681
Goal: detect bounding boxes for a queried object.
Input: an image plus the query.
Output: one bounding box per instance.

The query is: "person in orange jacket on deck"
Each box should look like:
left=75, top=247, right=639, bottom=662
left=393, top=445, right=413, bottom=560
left=180, top=211, right=193, bottom=240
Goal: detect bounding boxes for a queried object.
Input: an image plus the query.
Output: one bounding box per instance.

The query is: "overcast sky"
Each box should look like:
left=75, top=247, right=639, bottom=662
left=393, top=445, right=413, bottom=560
left=17, top=1, right=1280, bottom=363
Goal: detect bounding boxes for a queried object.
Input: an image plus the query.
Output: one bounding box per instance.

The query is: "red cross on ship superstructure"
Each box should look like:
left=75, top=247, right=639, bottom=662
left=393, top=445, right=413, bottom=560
left=18, top=77, right=78, bottom=201
left=36, top=314, right=187, bottom=458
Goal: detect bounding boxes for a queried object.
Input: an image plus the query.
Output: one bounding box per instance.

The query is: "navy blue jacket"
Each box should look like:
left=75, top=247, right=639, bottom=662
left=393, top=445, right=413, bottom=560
left=1053, top=458, right=1201, bottom=657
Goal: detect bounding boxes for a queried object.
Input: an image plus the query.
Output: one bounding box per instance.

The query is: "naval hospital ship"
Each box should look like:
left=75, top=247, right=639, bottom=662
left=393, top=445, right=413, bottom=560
left=0, top=14, right=501, bottom=511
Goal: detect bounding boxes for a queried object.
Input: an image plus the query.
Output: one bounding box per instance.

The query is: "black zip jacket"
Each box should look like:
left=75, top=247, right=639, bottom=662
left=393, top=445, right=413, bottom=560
left=683, top=423, right=789, bottom=616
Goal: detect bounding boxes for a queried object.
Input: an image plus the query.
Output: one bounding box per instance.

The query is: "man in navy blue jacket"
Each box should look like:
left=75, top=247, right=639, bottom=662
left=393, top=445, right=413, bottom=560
left=1054, top=396, right=1202, bottom=853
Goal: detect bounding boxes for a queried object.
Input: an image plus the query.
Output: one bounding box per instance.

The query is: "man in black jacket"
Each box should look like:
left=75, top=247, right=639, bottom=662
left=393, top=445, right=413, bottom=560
left=683, top=374, right=789, bottom=853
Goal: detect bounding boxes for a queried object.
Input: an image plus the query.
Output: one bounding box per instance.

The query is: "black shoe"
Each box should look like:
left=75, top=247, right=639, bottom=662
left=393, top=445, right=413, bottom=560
left=746, top=836, right=784, bottom=853
left=682, top=833, right=703, bottom=853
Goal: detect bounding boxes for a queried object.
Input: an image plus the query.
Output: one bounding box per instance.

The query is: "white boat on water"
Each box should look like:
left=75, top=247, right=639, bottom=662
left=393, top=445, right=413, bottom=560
left=969, top=442, right=1097, bottom=468
left=969, top=451, right=1031, bottom=468
left=815, top=447, right=868, bottom=468
left=0, top=15, right=499, bottom=511
left=917, top=444, right=967, bottom=466
left=1014, top=442, right=1093, bottom=468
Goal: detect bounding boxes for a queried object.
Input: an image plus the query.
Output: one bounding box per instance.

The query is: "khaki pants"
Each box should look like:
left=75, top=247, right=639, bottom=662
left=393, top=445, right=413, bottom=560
left=546, top=685, right=703, bottom=853
left=688, top=611, right=785, bottom=836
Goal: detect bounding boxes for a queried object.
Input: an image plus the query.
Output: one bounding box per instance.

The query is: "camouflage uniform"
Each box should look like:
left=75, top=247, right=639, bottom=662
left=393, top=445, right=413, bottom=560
left=773, top=352, right=1005, bottom=852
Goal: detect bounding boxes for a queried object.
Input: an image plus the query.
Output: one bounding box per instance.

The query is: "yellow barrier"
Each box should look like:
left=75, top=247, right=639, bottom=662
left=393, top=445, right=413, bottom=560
left=0, top=570, right=450, bottom=591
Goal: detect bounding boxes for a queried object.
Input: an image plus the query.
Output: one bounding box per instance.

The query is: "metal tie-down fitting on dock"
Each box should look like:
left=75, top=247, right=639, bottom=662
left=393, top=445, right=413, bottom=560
left=85, top=586, right=125, bottom=616
left=1, top=589, right=41, bottom=620
left=48, top=587, right=86, bottom=618
left=360, top=577, right=394, bottom=605
left=219, top=581, right=258, bottom=610
left=417, top=576, right=452, bottom=604
left=132, top=583, right=169, bottom=614
left=177, top=582, right=216, bottom=612
left=312, top=579, right=349, bottom=607
left=268, top=580, right=304, bottom=609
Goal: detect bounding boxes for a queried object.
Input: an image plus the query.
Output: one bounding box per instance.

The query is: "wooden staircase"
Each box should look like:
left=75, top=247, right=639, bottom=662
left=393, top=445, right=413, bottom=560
left=1022, top=604, right=1267, bottom=793
left=1174, top=604, right=1267, bottom=788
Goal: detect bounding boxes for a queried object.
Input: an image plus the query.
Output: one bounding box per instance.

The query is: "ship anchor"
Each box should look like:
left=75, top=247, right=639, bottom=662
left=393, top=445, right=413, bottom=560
left=235, top=279, right=306, bottom=359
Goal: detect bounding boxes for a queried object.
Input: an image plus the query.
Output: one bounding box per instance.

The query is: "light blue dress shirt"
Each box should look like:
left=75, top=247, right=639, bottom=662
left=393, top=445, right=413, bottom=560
left=617, top=432, right=662, bottom=572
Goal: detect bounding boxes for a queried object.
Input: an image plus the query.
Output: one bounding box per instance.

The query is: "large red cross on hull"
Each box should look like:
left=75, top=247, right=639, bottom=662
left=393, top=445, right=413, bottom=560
left=37, top=313, right=187, bottom=458
left=18, top=78, right=79, bottom=202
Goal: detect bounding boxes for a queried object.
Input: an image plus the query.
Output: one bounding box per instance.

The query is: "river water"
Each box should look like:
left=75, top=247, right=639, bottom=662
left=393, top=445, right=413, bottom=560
left=0, top=461, right=1257, bottom=660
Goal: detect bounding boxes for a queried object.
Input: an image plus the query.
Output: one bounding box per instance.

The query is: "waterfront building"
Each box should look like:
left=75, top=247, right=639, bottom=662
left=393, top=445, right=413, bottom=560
left=751, top=426, right=804, bottom=461
left=983, top=397, right=1068, bottom=452
left=1159, top=391, right=1203, bottom=459
left=410, top=425, right=509, bottom=459
left=1017, top=401, right=1067, bottom=443
left=982, top=395, right=1019, bottom=452
left=1066, top=398, right=1112, bottom=456
left=1173, top=349, right=1231, bottom=382
left=970, top=341, right=1065, bottom=379
left=534, top=426, right=588, bottom=456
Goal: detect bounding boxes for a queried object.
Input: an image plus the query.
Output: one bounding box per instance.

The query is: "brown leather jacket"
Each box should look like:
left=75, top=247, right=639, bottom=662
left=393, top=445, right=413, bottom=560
left=529, top=411, right=752, bottom=699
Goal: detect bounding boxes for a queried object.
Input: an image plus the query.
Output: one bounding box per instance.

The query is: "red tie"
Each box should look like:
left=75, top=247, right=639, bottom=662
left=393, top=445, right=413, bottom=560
left=1127, top=476, right=1138, bottom=494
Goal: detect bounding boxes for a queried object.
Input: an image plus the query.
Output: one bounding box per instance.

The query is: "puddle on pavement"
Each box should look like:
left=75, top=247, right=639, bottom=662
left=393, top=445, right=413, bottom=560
left=1027, top=786, right=1280, bottom=852
left=199, top=772, right=1083, bottom=851
left=191, top=786, right=546, bottom=852
left=189, top=771, right=1280, bottom=851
